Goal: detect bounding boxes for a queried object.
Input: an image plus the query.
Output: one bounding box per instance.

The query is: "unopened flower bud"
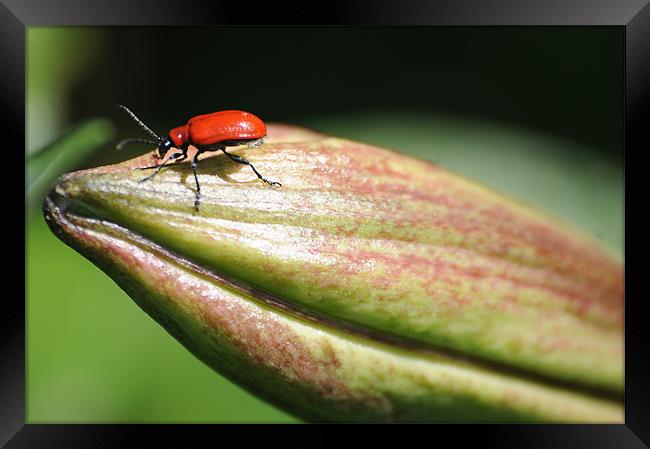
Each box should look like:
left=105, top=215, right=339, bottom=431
left=43, top=124, right=623, bottom=422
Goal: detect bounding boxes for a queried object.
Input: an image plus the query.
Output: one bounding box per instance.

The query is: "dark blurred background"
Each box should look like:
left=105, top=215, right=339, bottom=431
left=29, top=27, right=623, bottom=162
left=27, top=27, right=623, bottom=423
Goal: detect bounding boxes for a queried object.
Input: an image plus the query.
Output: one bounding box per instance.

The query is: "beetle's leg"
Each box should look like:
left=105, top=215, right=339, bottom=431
left=174, top=151, right=188, bottom=163
left=221, top=148, right=281, bottom=187
left=191, top=151, right=202, bottom=211
left=138, top=151, right=185, bottom=182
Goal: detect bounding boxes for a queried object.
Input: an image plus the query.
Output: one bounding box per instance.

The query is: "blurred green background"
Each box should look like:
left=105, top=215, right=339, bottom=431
left=26, top=27, right=623, bottom=423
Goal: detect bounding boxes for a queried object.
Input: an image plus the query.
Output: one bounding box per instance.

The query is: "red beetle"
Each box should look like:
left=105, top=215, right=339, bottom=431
left=116, top=105, right=280, bottom=208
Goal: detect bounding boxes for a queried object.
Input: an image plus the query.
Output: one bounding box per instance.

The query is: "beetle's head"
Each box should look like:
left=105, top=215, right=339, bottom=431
left=157, top=138, right=174, bottom=158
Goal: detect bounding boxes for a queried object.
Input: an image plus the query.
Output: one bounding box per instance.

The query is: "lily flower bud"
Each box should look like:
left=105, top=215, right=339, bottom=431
left=43, top=124, right=623, bottom=422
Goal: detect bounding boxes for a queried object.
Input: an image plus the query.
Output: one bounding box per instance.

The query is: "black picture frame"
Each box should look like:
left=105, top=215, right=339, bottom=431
left=5, top=0, right=649, bottom=447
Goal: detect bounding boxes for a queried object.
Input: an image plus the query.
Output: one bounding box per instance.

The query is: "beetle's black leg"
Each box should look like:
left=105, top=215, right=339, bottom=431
left=138, top=151, right=186, bottom=182
left=191, top=151, right=202, bottom=211
left=174, top=151, right=188, bottom=163
left=221, top=148, right=281, bottom=187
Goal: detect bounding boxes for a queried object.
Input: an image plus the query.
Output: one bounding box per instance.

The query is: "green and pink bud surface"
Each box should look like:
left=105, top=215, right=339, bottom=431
left=43, top=124, right=623, bottom=422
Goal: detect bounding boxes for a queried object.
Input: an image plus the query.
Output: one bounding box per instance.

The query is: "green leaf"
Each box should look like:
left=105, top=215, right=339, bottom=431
left=27, top=118, right=114, bottom=209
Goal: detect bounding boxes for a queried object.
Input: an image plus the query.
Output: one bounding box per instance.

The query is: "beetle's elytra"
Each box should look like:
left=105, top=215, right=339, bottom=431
left=116, top=105, right=280, bottom=210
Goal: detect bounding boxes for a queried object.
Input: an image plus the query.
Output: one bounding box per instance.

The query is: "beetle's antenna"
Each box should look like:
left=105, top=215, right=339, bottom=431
left=115, top=138, right=159, bottom=151
left=116, top=104, right=162, bottom=141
